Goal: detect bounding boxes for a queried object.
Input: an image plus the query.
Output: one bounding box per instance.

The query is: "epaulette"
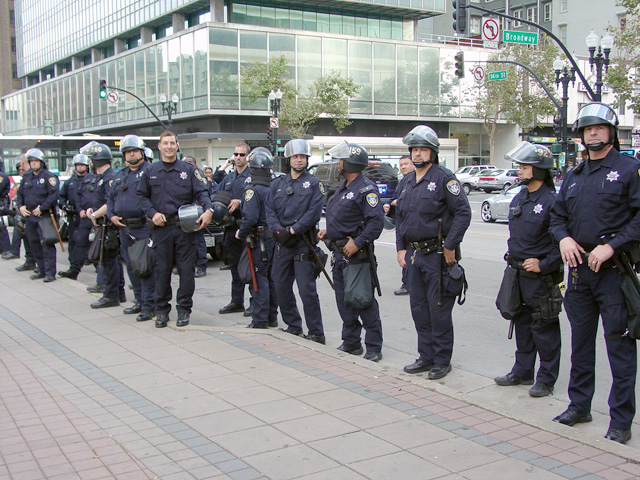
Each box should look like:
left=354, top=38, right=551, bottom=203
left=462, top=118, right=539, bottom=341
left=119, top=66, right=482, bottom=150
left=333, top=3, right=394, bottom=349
left=359, top=184, right=375, bottom=194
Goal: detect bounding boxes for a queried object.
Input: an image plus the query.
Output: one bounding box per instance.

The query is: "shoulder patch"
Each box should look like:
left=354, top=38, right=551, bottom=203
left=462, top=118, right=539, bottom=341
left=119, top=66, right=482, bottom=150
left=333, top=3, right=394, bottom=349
left=194, top=169, right=204, bottom=182
left=446, top=179, right=461, bottom=196
left=0, top=177, right=3, bottom=183
left=359, top=184, right=374, bottom=194
left=366, top=192, right=379, bottom=208
left=638, top=168, right=640, bottom=177
left=319, top=181, right=326, bottom=195
left=48, top=177, right=57, bottom=186
left=244, top=189, right=255, bottom=202
left=109, top=179, right=114, bottom=187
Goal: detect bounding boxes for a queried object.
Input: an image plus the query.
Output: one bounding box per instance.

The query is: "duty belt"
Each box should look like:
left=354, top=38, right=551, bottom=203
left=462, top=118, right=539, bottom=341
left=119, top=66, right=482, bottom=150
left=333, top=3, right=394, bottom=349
left=409, top=238, right=439, bottom=255
left=580, top=252, right=614, bottom=270
left=164, top=215, right=180, bottom=226
left=121, top=217, right=145, bottom=229
left=326, top=237, right=368, bottom=261
left=507, top=257, right=541, bottom=279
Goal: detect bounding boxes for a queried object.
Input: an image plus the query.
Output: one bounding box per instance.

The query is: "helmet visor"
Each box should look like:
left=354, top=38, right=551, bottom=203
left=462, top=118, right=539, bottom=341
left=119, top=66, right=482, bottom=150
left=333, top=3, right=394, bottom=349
left=576, top=103, right=618, bottom=126
left=328, top=140, right=351, bottom=160
left=505, top=141, right=538, bottom=164
left=79, top=141, right=98, bottom=156
left=284, top=139, right=311, bottom=158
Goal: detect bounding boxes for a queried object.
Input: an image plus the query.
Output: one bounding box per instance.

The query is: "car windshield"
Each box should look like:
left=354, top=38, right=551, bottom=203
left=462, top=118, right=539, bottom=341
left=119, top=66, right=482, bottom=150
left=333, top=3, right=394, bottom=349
left=364, top=163, right=398, bottom=182
left=483, top=170, right=504, bottom=176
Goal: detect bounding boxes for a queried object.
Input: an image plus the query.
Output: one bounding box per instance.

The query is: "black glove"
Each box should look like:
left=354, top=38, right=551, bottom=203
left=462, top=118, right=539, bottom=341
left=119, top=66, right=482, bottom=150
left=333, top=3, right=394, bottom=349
left=274, top=228, right=292, bottom=245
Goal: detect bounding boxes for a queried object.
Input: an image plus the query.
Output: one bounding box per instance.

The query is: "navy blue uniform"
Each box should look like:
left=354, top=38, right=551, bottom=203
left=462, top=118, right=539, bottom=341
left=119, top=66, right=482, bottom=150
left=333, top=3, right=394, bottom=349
left=550, top=149, right=640, bottom=431
left=16, top=168, right=60, bottom=276
left=506, top=183, right=562, bottom=386
left=69, top=173, right=98, bottom=276
left=237, top=183, right=277, bottom=326
left=0, top=172, right=10, bottom=253
left=220, top=167, right=252, bottom=306
left=108, top=162, right=155, bottom=313
left=395, top=166, right=471, bottom=367
left=59, top=172, right=83, bottom=263
left=88, top=167, right=124, bottom=300
left=137, top=159, right=212, bottom=316
left=267, top=171, right=325, bottom=335
left=325, top=174, right=384, bottom=353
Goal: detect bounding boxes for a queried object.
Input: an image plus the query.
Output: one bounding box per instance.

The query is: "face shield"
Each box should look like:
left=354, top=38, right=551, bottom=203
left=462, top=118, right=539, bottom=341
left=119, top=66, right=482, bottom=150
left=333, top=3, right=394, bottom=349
left=328, top=140, right=351, bottom=160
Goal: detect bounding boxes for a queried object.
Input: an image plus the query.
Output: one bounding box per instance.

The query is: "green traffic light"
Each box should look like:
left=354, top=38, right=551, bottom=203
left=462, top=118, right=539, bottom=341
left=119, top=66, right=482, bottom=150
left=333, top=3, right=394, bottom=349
left=99, top=90, right=107, bottom=98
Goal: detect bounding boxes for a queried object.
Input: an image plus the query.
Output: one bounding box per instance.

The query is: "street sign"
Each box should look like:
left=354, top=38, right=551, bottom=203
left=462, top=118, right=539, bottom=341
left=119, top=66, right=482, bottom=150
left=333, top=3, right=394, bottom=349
left=503, top=30, right=538, bottom=45
left=488, top=70, right=507, bottom=81
left=43, top=119, right=54, bottom=135
left=270, top=117, right=279, bottom=128
left=473, top=66, right=485, bottom=81
left=481, top=18, right=499, bottom=41
left=106, top=91, right=119, bottom=104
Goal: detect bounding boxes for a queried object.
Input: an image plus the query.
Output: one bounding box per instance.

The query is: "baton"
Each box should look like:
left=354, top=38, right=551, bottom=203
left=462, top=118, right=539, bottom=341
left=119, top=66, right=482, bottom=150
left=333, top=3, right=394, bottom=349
left=302, top=235, right=334, bottom=290
left=245, top=242, right=258, bottom=292
left=50, top=212, right=65, bottom=252
left=508, top=320, right=514, bottom=339
left=437, top=218, right=443, bottom=306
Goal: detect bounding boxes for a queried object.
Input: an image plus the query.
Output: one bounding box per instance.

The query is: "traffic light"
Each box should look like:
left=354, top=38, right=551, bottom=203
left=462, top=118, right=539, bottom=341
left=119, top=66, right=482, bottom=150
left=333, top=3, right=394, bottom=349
left=266, top=127, right=273, bottom=144
left=454, top=51, right=465, bottom=79
left=452, top=0, right=468, bottom=35
left=99, top=79, right=107, bottom=99
left=553, top=115, right=563, bottom=138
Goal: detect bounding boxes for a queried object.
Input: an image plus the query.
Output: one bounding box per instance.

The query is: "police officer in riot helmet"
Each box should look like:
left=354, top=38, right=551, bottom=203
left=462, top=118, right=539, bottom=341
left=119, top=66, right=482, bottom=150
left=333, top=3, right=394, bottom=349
left=267, top=139, right=325, bottom=341
left=318, top=141, right=384, bottom=362
left=550, top=103, right=640, bottom=444
left=144, top=147, right=154, bottom=162
left=0, top=159, right=12, bottom=257
left=396, top=125, right=471, bottom=379
left=16, top=148, right=60, bottom=282
left=57, top=154, right=91, bottom=280
left=494, top=142, right=562, bottom=398
left=236, top=147, right=278, bottom=328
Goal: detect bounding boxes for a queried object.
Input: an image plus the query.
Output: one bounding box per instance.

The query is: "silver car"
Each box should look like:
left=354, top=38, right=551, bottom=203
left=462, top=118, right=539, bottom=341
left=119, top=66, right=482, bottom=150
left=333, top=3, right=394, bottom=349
left=481, top=184, right=523, bottom=223
left=475, top=168, right=520, bottom=193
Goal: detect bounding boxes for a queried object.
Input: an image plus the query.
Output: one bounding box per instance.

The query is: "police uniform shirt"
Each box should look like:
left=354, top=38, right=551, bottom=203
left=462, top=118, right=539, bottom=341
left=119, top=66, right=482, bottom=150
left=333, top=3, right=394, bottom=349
left=395, top=166, right=471, bottom=251
left=16, top=168, right=59, bottom=213
left=220, top=167, right=251, bottom=201
left=107, top=162, right=151, bottom=220
left=325, top=173, right=384, bottom=248
left=137, top=159, right=212, bottom=218
left=88, top=167, right=117, bottom=210
left=60, top=172, right=82, bottom=211
left=266, top=171, right=324, bottom=234
left=76, top=173, right=97, bottom=212
left=550, top=149, right=640, bottom=252
left=237, top=183, right=270, bottom=239
left=0, top=172, right=9, bottom=203
left=508, top=183, right=561, bottom=275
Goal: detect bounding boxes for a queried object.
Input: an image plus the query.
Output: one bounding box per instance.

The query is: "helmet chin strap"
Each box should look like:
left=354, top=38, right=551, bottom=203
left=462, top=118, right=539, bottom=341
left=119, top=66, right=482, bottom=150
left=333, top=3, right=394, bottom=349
left=518, top=177, right=532, bottom=185
left=585, top=140, right=612, bottom=151
left=127, top=157, right=142, bottom=165
left=412, top=160, right=432, bottom=168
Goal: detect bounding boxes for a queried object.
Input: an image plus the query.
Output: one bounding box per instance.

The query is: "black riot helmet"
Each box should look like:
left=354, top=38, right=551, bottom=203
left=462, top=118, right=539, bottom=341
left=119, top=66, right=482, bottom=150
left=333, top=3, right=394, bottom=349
left=210, top=201, right=235, bottom=227
left=26, top=148, right=46, bottom=171
left=506, top=142, right=555, bottom=186
left=328, top=140, right=368, bottom=173
left=248, top=147, right=273, bottom=186
left=403, top=125, right=440, bottom=167
left=574, top=102, right=619, bottom=151
left=120, top=135, right=145, bottom=165
left=284, top=139, right=312, bottom=172
left=72, top=154, right=90, bottom=167
left=81, top=141, right=113, bottom=167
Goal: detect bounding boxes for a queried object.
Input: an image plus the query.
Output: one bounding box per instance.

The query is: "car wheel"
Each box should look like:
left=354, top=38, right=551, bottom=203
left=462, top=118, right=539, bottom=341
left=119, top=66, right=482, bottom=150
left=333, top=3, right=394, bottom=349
left=503, top=182, right=511, bottom=189
left=481, top=202, right=495, bottom=223
left=462, top=183, right=471, bottom=195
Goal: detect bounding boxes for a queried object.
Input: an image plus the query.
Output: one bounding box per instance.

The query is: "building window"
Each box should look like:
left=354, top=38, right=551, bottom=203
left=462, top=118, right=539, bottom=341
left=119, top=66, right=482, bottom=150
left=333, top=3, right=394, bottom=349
left=560, top=0, right=568, bottom=12
left=558, top=25, right=567, bottom=45
left=470, top=16, right=481, bottom=35
left=527, top=6, right=537, bottom=23
left=9, top=9, right=14, bottom=26
left=619, top=15, right=627, bottom=30
left=512, top=9, right=522, bottom=27
left=11, top=37, right=16, bottom=53
left=12, top=64, right=18, bottom=79
left=543, top=3, right=552, bottom=22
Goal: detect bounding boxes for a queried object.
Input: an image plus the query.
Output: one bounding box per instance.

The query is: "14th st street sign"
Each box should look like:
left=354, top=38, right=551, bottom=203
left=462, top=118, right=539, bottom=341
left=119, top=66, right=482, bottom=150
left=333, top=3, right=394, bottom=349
left=503, top=30, right=538, bottom=45
left=488, top=70, right=508, bottom=81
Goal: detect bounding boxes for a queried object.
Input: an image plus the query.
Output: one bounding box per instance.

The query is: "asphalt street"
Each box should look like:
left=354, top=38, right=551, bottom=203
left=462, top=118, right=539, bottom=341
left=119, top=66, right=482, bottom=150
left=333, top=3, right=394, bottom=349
left=46, top=189, right=638, bottom=433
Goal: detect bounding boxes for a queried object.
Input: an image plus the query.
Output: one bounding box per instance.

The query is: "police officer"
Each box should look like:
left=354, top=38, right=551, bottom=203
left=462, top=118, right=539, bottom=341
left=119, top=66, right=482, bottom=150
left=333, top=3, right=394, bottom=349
left=267, top=139, right=325, bottom=341
left=318, top=141, right=384, bottom=362
left=549, top=103, right=640, bottom=444
left=16, top=148, right=60, bottom=282
left=236, top=148, right=278, bottom=328
left=137, top=131, right=213, bottom=328
left=494, top=142, right=562, bottom=398
left=107, top=135, right=156, bottom=321
left=0, top=164, right=11, bottom=256
left=218, top=143, right=253, bottom=316
left=83, top=143, right=126, bottom=308
left=183, top=155, right=209, bottom=278
left=58, top=154, right=90, bottom=279
left=3, top=159, right=35, bottom=268
left=396, top=125, right=471, bottom=379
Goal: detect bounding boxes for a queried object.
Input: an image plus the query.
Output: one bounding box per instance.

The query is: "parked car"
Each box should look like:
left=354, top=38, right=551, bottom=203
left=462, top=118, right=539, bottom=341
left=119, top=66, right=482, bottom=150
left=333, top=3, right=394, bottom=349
left=462, top=168, right=498, bottom=195
left=454, top=165, right=496, bottom=183
left=480, top=184, right=523, bottom=223
left=308, top=160, right=399, bottom=208
left=475, top=168, right=519, bottom=193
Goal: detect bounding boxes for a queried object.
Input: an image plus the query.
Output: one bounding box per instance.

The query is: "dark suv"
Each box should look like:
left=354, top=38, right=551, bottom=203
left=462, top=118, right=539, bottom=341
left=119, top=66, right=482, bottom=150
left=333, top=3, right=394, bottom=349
left=308, top=160, right=399, bottom=208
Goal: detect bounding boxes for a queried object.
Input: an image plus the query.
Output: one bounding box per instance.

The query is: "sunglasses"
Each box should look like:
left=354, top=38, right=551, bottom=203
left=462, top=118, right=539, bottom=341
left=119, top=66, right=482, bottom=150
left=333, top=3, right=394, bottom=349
left=233, top=152, right=247, bottom=157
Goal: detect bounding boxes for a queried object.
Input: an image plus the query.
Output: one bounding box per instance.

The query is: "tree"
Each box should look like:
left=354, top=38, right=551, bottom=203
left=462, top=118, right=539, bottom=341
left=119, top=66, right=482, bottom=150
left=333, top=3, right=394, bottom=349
left=240, top=56, right=359, bottom=137
left=607, top=0, right=640, bottom=112
left=472, top=37, right=559, bottom=162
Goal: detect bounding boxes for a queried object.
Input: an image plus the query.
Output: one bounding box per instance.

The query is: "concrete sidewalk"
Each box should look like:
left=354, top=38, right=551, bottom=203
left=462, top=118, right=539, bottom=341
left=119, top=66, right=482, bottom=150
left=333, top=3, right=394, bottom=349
left=2, top=261, right=640, bottom=480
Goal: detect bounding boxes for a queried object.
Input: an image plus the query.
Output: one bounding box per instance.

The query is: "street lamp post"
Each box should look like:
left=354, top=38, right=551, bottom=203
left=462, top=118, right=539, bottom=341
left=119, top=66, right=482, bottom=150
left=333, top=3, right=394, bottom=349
left=553, top=58, right=576, bottom=166
left=159, top=93, right=179, bottom=130
left=268, top=89, right=282, bottom=156
left=27, top=99, right=55, bottom=135
left=585, top=30, right=614, bottom=103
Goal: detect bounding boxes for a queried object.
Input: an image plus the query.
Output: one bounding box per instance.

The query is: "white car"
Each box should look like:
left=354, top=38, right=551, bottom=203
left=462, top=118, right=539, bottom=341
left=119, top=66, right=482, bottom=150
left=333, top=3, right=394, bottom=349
left=463, top=169, right=499, bottom=195
left=481, top=184, right=523, bottom=223
left=454, top=165, right=496, bottom=195
left=475, top=168, right=520, bottom=193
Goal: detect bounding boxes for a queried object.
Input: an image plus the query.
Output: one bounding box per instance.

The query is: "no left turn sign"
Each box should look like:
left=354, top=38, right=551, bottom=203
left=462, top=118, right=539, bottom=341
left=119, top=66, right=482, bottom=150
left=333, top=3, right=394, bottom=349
left=106, top=91, right=119, bottom=104
left=482, top=18, right=499, bottom=41
left=473, top=66, right=485, bottom=81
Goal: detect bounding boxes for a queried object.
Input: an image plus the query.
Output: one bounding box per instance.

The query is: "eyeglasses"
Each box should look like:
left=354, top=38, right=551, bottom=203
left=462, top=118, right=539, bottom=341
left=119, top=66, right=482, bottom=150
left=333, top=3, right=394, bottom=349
left=233, top=152, right=247, bottom=157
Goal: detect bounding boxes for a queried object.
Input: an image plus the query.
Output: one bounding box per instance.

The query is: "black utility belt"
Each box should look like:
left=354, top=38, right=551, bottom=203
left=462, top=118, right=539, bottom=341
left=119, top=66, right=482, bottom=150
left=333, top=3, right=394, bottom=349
left=164, top=216, right=180, bottom=226
left=409, top=238, right=439, bottom=255
left=293, top=253, right=314, bottom=262
left=580, top=252, right=614, bottom=270
left=327, top=238, right=349, bottom=252
left=121, top=217, right=146, bottom=229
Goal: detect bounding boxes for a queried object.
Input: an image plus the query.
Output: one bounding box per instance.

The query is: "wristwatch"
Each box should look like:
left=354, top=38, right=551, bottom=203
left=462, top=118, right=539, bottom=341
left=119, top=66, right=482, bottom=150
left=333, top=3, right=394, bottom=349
left=91, top=213, right=96, bottom=219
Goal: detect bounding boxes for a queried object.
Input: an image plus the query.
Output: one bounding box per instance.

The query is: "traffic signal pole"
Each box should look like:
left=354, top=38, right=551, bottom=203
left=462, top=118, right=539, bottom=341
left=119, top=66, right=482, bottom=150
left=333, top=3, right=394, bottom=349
left=100, top=83, right=168, bottom=130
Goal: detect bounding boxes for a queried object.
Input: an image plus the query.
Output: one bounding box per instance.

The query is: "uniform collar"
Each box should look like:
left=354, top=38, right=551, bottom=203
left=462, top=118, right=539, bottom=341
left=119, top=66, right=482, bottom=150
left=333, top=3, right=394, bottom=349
left=587, top=147, right=618, bottom=172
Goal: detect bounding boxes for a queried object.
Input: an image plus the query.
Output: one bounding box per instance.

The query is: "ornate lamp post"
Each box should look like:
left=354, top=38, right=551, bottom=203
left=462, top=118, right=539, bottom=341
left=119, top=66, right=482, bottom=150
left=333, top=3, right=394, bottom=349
left=585, top=30, right=614, bottom=102
left=553, top=57, right=576, bottom=165
left=268, top=89, right=282, bottom=155
left=27, top=99, right=56, bottom=135
left=159, top=93, right=179, bottom=130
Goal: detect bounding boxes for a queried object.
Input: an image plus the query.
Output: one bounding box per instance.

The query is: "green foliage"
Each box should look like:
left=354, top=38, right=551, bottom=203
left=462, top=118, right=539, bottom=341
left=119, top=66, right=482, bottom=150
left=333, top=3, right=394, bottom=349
left=473, top=37, right=560, bottom=162
left=240, top=56, right=359, bottom=137
left=607, top=0, right=640, bottom=111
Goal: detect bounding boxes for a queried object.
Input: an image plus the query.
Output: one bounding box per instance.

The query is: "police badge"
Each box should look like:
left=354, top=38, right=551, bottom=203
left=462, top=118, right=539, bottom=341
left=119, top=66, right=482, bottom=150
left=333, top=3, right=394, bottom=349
left=446, top=180, right=461, bottom=195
